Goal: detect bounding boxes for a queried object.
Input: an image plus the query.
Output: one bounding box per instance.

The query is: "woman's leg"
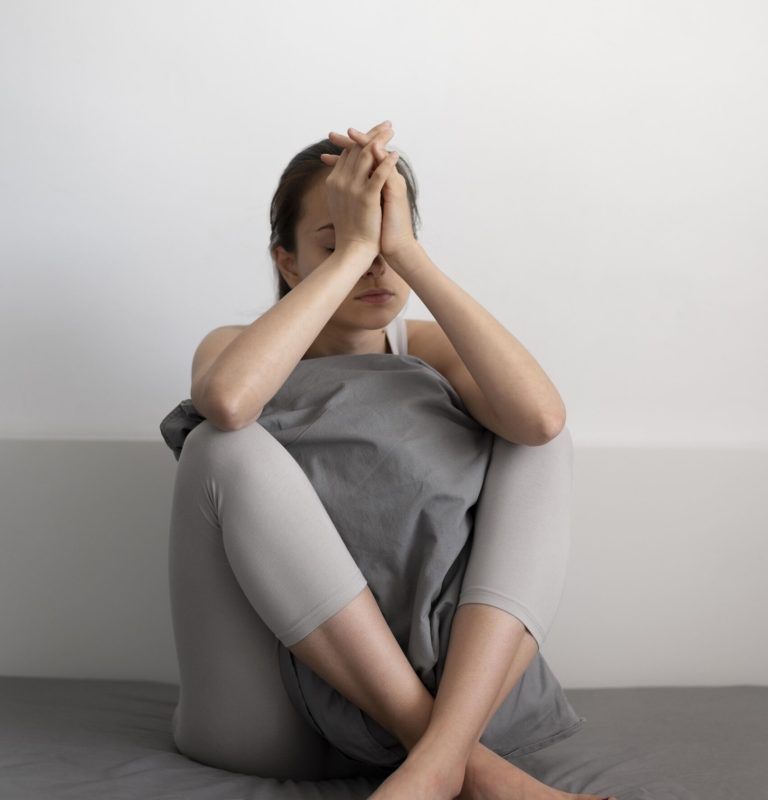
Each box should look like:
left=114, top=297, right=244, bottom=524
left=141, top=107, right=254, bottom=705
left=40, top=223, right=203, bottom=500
left=405, top=425, right=575, bottom=765
left=168, top=418, right=370, bottom=780
left=365, top=427, right=615, bottom=800
left=168, top=415, right=579, bottom=792
left=458, top=424, right=574, bottom=650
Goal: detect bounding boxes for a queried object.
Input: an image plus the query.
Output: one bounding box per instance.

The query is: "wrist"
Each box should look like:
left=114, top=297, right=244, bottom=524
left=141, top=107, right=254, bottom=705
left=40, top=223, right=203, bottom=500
left=384, top=239, right=424, bottom=276
left=336, top=239, right=380, bottom=262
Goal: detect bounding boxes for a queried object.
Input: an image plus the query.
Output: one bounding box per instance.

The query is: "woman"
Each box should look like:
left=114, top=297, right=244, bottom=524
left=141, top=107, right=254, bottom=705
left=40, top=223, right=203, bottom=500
left=161, top=120, right=615, bottom=800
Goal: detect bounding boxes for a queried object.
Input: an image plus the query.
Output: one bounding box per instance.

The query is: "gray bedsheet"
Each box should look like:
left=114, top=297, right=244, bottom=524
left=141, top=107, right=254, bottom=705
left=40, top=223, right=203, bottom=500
left=161, top=352, right=583, bottom=767
left=3, top=676, right=764, bottom=798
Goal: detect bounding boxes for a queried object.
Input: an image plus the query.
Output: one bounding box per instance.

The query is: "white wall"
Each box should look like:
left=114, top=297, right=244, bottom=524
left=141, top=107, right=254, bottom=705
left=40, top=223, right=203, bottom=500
left=1, top=439, right=766, bottom=687
left=0, top=0, right=765, bottom=446
left=1, top=1, right=766, bottom=686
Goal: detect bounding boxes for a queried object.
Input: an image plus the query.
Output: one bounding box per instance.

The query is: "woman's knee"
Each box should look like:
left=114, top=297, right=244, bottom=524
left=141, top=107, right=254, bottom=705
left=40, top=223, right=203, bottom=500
left=539, top=423, right=574, bottom=469
left=488, top=423, right=573, bottom=475
left=181, top=419, right=284, bottom=474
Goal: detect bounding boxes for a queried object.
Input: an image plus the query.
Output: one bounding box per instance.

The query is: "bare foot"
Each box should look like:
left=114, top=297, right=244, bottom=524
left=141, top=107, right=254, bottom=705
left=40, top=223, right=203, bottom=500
left=456, top=744, right=618, bottom=800
left=366, top=750, right=465, bottom=800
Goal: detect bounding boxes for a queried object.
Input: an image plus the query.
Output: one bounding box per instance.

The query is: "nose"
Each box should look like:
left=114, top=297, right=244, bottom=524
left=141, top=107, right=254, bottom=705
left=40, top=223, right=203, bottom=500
left=366, top=255, right=386, bottom=275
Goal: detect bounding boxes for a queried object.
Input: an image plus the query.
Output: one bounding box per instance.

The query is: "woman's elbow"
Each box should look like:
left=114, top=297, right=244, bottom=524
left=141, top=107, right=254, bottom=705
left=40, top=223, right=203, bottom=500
left=534, top=411, right=567, bottom=446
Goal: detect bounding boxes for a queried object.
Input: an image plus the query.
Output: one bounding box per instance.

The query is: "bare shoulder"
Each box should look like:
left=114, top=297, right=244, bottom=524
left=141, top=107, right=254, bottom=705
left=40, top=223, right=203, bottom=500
left=405, top=319, right=434, bottom=337
left=404, top=319, right=500, bottom=436
left=405, top=318, right=447, bottom=373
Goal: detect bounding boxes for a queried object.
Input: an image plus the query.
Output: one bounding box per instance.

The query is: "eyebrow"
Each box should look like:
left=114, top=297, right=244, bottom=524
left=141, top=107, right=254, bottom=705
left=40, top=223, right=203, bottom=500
left=314, top=223, right=334, bottom=232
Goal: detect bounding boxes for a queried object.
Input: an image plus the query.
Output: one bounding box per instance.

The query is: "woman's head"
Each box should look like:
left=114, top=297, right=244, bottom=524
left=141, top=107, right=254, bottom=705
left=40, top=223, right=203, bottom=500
left=268, top=137, right=421, bottom=306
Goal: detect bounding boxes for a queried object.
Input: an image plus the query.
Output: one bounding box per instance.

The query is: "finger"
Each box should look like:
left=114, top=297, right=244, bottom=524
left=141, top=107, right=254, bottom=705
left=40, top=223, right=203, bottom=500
left=326, top=124, right=393, bottom=176
left=328, top=130, right=368, bottom=165
left=362, top=120, right=392, bottom=137
left=348, top=128, right=375, bottom=147
left=337, top=145, right=350, bottom=165
left=348, top=137, right=374, bottom=176
left=358, top=121, right=393, bottom=154
left=336, top=132, right=381, bottom=178
left=351, top=129, right=394, bottom=165
left=328, top=130, right=356, bottom=148
left=360, top=140, right=392, bottom=181
left=372, top=140, right=388, bottom=162
left=368, top=150, right=400, bottom=193
left=331, top=120, right=389, bottom=143
left=329, top=125, right=394, bottom=150
left=349, top=125, right=393, bottom=143
left=329, top=144, right=350, bottom=175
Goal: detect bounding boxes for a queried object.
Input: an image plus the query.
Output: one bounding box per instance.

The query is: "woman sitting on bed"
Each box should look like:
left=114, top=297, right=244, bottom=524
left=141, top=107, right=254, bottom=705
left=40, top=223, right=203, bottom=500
left=165, top=119, right=615, bottom=800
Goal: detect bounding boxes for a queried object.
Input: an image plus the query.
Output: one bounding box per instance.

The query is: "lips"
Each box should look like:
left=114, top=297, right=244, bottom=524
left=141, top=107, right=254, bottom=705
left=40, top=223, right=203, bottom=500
left=356, top=289, right=394, bottom=299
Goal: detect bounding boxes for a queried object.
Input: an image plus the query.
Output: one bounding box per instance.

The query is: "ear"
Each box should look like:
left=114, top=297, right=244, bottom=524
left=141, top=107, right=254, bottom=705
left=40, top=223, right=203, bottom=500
left=274, top=245, right=301, bottom=289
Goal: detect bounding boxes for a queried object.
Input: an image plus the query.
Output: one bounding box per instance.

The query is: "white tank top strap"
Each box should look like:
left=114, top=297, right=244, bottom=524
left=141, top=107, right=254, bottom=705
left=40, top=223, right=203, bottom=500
left=384, top=313, right=408, bottom=355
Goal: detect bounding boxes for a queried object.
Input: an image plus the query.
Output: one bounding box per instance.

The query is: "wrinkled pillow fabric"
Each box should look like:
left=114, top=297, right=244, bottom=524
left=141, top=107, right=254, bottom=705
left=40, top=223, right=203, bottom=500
left=159, top=353, right=585, bottom=768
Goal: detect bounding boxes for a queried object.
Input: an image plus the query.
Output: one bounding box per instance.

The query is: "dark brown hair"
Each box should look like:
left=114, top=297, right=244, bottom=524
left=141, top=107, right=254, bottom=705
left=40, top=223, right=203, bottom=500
left=268, top=137, right=421, bottom=300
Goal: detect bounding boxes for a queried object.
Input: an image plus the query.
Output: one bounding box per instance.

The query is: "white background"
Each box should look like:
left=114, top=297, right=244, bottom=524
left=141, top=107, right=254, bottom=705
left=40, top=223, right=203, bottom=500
left=0, top=1, right=766, bottom=687
left=1, top=0, right=765, bottom=447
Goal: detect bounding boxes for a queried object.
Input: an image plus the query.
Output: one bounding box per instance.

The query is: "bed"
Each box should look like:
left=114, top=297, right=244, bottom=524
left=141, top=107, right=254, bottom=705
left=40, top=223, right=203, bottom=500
left=1, top=676, right=764, bottom=798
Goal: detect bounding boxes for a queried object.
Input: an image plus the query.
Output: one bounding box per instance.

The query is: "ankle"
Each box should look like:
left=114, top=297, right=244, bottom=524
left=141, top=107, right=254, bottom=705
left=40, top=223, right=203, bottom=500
left=464, top=742, right=501, bottom=782
left=403, top=745, right=467, bottom=798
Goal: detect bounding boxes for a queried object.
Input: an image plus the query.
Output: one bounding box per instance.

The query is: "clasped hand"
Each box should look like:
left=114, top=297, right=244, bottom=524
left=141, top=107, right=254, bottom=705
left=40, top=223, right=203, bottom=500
left=320, top=120, right=417, bottom=267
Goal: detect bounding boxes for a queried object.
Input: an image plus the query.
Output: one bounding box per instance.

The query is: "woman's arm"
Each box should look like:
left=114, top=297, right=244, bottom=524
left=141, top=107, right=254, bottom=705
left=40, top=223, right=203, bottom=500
left=200, top=125, right=398, bottom=431
left=395, top=243, right=566, bottom=445
left=200, top=242, right=377, bottom=430
left=326, top=123, right=565, bottom=445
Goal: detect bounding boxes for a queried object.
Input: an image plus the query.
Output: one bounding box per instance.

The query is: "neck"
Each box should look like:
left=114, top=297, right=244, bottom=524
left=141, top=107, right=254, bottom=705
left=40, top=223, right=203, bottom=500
left=301, top=329, right=389, bottom=360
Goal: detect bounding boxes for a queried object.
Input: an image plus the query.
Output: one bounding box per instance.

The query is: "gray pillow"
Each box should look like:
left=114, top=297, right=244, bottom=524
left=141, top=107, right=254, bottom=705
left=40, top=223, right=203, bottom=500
left=159, top=353, right=585, bottom=769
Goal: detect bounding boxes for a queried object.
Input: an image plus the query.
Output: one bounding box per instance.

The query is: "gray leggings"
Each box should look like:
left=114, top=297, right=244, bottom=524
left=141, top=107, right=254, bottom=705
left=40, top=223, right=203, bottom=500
left=168, top=419, right=574, bottom=780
